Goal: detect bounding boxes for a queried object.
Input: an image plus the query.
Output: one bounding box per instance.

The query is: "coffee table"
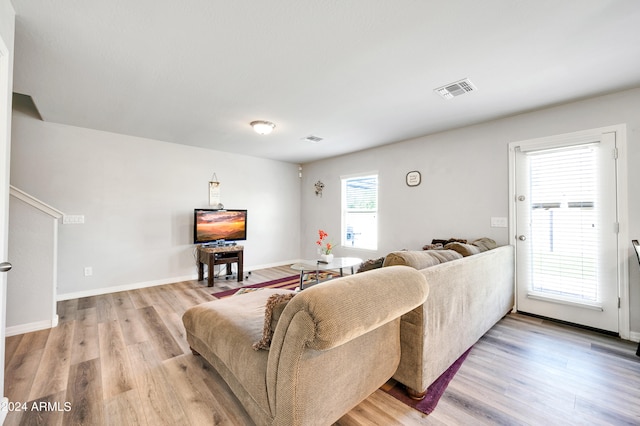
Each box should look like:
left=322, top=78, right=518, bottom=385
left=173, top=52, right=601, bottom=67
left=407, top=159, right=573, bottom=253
left=290, top=257, right=363, bottom=290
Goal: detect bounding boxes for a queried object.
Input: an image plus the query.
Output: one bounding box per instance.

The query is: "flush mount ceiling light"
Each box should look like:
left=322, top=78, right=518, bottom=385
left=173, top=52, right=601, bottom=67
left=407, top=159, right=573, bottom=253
left=250, top=120, right=276, bottom=135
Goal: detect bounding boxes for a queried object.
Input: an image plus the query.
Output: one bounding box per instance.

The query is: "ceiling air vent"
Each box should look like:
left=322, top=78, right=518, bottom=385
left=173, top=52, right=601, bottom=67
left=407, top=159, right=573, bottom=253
left=434, top=78, right=477, bottom=100
left=303, top=135, right=323, bottom=143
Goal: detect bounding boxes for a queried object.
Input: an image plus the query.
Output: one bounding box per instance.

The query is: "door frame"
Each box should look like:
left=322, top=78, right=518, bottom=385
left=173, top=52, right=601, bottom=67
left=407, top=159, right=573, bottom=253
left=508, top=124, right=630, bottom=339
left=0, top=24, right=12, bottom=424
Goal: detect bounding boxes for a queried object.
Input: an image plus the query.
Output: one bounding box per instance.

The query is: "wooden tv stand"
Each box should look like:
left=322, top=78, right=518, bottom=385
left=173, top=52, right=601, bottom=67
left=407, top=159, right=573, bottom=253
left=197, top=245, right=244, bottom=287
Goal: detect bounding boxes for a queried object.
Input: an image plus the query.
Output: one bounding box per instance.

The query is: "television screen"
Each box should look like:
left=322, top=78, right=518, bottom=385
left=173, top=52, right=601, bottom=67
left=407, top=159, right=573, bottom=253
left=194, top=209, right=247, bottom=244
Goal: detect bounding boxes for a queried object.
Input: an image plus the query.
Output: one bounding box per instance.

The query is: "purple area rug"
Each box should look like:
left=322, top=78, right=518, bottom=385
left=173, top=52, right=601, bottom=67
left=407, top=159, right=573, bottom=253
left=212, top=275, right=300, bottom=298
left=381, top=346, right=472, bottom=415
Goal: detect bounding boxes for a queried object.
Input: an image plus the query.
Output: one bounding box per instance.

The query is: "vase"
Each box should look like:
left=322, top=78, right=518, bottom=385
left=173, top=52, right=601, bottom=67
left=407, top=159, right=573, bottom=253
left=321, top=253, right=334, bottom=263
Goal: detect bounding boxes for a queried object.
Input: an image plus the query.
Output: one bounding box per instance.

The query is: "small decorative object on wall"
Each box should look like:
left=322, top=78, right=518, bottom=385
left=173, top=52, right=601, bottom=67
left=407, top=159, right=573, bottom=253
left=209, top=173, right=221, bottom=207
left=316, top=229, right=334, bottom=262
left=406, top=170, right=421, bottom=187
left=314, top=180, right=325, bottom=197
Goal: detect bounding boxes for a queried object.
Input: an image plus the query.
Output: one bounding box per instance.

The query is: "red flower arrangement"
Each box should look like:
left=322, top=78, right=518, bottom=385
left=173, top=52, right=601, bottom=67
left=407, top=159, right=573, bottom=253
left=316, top=229, right=333, bottom=254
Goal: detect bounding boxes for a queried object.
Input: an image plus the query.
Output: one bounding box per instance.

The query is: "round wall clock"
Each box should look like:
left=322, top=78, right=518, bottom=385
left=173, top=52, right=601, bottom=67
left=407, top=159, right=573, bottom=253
left=406, top=171, right=421, bottom=187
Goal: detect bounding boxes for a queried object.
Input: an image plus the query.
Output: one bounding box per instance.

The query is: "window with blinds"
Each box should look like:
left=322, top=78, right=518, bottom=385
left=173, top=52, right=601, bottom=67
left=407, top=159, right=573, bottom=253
left=341, top=174, right=378, bottom=250
left=527, top=144, right=599, bottom=304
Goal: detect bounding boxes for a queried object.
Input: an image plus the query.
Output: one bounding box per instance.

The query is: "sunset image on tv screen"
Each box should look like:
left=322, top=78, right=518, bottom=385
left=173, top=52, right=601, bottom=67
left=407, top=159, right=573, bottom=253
left=197, top=210, right=246, bottom=241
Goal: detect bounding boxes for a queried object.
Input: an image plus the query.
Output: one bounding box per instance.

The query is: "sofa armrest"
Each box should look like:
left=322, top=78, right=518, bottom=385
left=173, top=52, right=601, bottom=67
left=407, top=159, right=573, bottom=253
left=290, top=266, right=429, bottom=350
left=266, top=266, right=429, bottom=425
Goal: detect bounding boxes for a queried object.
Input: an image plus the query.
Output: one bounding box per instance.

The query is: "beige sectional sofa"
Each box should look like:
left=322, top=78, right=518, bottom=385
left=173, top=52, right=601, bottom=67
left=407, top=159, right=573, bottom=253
left=182, top=266, right=429, bottom=426
left=383, top=243, right=515, bottom=399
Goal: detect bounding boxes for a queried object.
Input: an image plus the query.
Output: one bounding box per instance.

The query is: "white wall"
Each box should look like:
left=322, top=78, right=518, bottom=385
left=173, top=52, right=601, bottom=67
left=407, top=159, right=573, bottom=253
left=10, top=102, right=301, bottom=298
left=301, top=88, right=640, bottom=336
left=7, top=195, right=58, bottom=332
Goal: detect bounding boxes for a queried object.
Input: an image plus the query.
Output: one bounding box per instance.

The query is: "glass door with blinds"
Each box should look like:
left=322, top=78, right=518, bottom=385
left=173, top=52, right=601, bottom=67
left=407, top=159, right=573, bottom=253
left=513, top=131, right=619, bottom=333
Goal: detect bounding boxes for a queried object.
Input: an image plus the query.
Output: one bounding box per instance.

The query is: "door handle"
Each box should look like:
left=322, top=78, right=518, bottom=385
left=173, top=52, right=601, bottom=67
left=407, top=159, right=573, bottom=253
left=0, top=262, right=12, bottom=272
left=518, top=235, right=527, bottom=241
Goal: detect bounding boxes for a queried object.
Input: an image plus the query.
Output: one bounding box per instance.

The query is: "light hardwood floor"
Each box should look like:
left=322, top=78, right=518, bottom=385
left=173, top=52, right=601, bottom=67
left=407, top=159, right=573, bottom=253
left=4, top=265, right=640, bottom=425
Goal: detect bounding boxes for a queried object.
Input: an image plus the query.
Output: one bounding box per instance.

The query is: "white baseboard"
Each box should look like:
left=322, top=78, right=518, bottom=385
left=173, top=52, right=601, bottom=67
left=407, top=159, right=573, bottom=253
left=629, top=331, right=640, bottom=343
left=245, top=259, right=304, bottom=272
left=6, top=315, right=58, bottom=337
left=57, top=274, right=199, bottom=301
left=56, top=259, right=305, bottom=301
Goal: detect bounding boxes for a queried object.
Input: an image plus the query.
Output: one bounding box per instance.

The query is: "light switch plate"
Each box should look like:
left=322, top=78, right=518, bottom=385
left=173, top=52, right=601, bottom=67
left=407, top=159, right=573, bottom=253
left=490, top=217, right=508, bottom=228
left=63, top=215, right=85, bottom=224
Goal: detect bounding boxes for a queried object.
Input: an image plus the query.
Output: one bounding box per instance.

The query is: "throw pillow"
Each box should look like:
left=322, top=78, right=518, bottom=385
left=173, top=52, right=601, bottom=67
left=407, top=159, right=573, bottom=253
left=357, top=257, right=385, bottom=273
left=253, top=293, right=295, bottom=351
left=382, top=251, right=443, bottom=269
left=431, top=238, right=467, bottom=245
left=471, top=237, right=497, bottom=252
left=444, top=242, right=481, bottom=257
left=422, top=243, right=444, bottom=250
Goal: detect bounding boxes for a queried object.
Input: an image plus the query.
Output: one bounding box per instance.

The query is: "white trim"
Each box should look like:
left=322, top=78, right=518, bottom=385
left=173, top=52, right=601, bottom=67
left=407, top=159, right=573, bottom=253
left=56, top=259, right=306, bottom=301
left=52, top=218, right=59, bottom=328
left=630, top=331, right=640, bottom=343
left=511, top=126, right=617, bottom=153
left=9, top=186, right=62, bottom=338
left=615, top=125, right=630, bottom=340
left=58, top=274, right=201, bottom=300
left=9, top=185, right=64, bottom=218
left=339, top=170, right=379, bottom=180
left=509, top=124, right=630, bottom=339
left=0, top=9, right=15, bottom=418
left=244, top=259, right=305, bottom=272
left=527, top=292, right=603, bottom=311
left=5, top=316, right=58, bottom=337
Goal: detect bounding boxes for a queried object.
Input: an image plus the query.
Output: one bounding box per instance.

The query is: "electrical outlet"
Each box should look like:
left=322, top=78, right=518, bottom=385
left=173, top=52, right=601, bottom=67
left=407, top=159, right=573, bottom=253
left=490, top=217, right=508, bottom=228
left=84, top=267, right=93, bottom=276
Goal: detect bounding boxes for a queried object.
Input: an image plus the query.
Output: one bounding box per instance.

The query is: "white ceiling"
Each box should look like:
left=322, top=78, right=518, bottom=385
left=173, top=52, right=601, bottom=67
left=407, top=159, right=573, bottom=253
left=11, top=0, right=640, bottom=164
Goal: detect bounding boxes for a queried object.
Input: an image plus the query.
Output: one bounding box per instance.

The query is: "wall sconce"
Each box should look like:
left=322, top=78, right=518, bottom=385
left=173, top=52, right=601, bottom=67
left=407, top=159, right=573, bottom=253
left=315, top=180, right=325, bottom=197
left=209, top=172, right=222, bottom=207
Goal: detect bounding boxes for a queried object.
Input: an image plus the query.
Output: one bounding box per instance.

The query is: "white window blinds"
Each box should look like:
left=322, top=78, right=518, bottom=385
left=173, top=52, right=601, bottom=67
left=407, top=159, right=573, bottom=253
left=527, top=144, right=599, bottom=303
left=342, top=174, right=378, bottom=250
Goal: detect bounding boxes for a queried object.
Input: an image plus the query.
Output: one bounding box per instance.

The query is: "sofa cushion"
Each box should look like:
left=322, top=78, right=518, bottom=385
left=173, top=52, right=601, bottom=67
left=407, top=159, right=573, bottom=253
left=427, top=250, right=463, bottom=263
left=422, top=243, right=443, bottom=250
left=182, top=288, right=295, bottom=411
left=471, top=237, right=498, bottom=252
left=444, top=242, right=482, bottom=257
left=382, top=249, right=462, bottom=269
left=383, top=251, right=441, bottom=269
left=253, top=293, right=295, bottom=350
left=357, top=257, right=385, bottom=273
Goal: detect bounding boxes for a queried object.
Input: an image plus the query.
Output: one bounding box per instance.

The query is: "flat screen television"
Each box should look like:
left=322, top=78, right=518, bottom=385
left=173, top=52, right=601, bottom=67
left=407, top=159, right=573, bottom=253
left=193, top=209, right=247, bottom=245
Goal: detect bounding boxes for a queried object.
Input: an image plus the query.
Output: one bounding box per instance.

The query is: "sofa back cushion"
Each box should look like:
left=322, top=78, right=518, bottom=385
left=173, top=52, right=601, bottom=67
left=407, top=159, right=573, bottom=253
left=471, top=237, right=498, bottom=252
left=444, top=238, right=498, bottom=256
left=444, top=242, right=482, bottom=257
left=382, top=249, right=462, bottom=269
left=428, top=249, right=464, bottom=263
